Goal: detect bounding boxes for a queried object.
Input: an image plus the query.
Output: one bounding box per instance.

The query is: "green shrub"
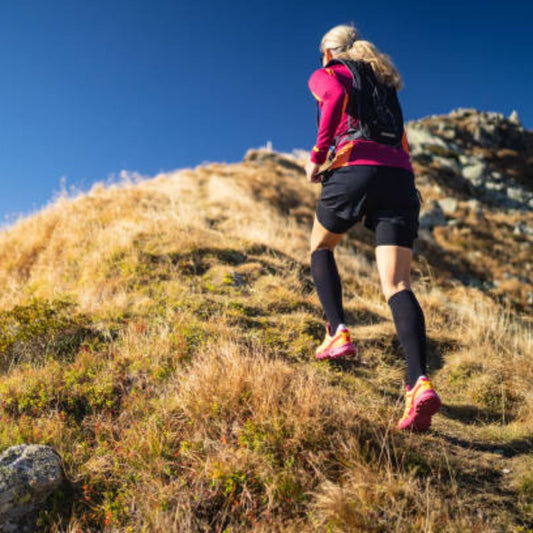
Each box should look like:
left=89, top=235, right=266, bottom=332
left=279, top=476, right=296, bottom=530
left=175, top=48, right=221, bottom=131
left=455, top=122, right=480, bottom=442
left=0, top=299, right=102, bottom=372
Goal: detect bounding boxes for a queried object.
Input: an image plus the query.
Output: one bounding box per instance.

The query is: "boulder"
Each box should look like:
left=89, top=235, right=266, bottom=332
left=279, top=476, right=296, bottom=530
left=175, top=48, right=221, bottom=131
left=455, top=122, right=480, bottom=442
left=459, top=154, right=478, bottom=167
left=405, top=126, right=449, bottom=153
left=462, top=161, right=487, bottom=185
left=0, top=445, right=64, bottom=532
left=432, top=156, right=461, bottom=174
left=419, top=201, right=447, bottom=229
left=508, top=110, right=521, bottom=126
left=507, top=187, right=530, bottom=203
left=485, top=181, right=506, bottom=192
left=437, top=197, right=458, bottom=215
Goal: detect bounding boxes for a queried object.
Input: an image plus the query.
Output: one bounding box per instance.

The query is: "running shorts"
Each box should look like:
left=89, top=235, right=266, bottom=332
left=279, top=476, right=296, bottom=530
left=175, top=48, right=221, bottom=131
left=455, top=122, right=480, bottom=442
left=316, top=165, right=420, bottom=248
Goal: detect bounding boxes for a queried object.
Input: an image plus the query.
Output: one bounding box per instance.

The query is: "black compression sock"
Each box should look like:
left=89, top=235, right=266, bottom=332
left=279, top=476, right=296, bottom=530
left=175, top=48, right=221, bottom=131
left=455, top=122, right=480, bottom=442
left=388, top=289, right=427, bottom=389
left=311, top=249, right=345, bottom=332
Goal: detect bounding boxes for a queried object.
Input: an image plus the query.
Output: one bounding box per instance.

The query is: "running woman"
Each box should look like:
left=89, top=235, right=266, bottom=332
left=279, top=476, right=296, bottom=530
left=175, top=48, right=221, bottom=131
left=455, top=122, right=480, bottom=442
left=306, top=24, right=441, bottom=431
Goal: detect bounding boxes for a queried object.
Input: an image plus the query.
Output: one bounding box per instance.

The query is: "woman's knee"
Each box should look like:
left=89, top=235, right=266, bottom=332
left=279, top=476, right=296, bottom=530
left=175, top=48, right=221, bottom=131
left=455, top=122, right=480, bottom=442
left=382, top=281, right=411, bottom=302
left=310, top=238, right=336, bottom=254
left=310, top=218, right=343, bottom=254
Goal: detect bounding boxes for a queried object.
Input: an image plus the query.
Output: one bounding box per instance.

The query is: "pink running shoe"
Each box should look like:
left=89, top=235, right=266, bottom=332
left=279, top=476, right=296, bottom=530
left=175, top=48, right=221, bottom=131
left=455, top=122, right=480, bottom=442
left=398, top=376, right=441, bottom=431
left=315, top=324, right=356, bottom=360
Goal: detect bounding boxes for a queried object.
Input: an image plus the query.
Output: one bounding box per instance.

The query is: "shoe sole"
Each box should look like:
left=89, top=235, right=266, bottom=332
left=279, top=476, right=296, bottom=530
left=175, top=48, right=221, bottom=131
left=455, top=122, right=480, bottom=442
left=316, top=342, right=356, bottom=361
left=411, top=390, right=442, bottom=431
left=398, top=390, right=441, bottom=431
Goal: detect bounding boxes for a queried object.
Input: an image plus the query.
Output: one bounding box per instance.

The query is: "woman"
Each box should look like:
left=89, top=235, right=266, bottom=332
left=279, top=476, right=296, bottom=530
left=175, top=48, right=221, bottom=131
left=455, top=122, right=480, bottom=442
left=305, top=24, right=441, bottom=431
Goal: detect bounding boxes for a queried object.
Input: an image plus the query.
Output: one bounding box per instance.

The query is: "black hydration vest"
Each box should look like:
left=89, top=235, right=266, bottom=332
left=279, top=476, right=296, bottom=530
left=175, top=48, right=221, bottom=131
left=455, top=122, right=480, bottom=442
left=324, top=58, right=404, bottom=148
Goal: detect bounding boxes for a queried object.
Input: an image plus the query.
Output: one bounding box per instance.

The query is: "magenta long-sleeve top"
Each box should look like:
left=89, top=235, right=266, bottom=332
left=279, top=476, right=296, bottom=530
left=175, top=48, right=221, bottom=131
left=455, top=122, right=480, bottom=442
left=308, top=63, right=413, bottom=173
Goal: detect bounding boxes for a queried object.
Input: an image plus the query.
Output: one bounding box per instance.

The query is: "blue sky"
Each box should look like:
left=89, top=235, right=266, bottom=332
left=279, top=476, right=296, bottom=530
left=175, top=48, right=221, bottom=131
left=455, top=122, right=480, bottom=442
left=1, top=0, right=531, bottom=222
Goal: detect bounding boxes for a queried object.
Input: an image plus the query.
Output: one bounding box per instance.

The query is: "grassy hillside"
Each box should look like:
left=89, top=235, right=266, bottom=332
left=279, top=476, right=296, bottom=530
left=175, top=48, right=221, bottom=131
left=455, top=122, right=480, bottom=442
left=0, top=137, right=532, bottom=531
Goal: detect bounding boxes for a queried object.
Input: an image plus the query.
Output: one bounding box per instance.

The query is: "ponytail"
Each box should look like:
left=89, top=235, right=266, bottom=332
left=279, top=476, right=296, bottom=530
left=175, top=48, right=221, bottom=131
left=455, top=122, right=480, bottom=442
left=320, top=25, right=403, bottom=90
left=345, top=40, right=403, bottom=90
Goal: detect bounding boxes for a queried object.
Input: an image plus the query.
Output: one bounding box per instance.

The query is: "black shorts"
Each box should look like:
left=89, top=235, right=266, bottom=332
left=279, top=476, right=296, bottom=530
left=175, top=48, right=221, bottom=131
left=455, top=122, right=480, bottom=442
left=316, top=165, right=420, bottom=248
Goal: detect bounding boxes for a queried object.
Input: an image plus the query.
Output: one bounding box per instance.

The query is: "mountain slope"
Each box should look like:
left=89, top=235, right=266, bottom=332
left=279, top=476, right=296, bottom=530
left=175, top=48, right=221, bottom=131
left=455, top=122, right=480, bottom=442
left=0, top=110, right=531, bottom=531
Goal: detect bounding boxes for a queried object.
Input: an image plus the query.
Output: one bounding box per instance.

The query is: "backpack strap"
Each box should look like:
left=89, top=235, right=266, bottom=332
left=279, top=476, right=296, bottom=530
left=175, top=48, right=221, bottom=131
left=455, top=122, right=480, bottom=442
left=324, top=58, right=365, bottom=147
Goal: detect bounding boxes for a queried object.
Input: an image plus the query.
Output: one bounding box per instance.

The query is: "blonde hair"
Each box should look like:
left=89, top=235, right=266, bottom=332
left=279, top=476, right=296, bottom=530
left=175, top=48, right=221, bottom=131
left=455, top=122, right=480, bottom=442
left=320, top=24, right=403, bottom=90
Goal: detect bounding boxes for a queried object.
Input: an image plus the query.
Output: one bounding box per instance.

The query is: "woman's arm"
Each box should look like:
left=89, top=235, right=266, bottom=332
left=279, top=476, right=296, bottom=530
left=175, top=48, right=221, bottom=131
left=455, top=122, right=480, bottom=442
left=308, top=67, right=348, bottom=165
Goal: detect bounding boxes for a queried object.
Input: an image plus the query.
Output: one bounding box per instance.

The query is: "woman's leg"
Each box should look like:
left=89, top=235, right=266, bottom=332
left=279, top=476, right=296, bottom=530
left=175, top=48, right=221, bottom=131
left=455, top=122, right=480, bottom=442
left=310, top=216, right=345, bottom=332
left=376, top=244, right=440, bottom=431
left=375, top=245, right=426, bottom=388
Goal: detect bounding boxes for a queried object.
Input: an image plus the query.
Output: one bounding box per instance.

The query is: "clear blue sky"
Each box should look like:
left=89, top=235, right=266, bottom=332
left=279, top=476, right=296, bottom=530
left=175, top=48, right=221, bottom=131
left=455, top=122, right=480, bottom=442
left=1, top=0, right=531, bottom=222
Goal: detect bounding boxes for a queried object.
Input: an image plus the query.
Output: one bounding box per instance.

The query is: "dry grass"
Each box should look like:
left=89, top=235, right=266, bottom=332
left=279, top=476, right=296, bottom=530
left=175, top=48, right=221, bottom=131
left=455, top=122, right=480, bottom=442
left=0, top=154, right=531, bottom=531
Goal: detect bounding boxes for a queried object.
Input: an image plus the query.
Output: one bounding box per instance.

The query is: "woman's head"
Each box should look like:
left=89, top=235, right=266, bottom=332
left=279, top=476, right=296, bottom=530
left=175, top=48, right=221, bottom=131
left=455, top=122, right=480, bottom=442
left=320, top=24, right=403, bottom=90
left=320, top=24, right=359, bottom=57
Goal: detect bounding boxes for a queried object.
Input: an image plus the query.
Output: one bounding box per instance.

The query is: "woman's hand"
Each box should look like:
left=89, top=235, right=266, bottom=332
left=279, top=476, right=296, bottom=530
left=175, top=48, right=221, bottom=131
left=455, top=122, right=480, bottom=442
left=305, top=159, right=322, bottom=183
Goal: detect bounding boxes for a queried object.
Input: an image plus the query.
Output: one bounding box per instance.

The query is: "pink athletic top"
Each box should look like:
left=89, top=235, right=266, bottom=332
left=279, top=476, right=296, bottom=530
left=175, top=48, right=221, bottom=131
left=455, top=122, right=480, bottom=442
left=309, top=63, right=413, bottom=173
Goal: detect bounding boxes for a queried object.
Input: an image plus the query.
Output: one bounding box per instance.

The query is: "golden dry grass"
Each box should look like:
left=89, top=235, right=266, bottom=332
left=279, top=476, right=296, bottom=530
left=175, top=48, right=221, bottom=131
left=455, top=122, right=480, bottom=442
left=0, top=154, right=531, bottom=531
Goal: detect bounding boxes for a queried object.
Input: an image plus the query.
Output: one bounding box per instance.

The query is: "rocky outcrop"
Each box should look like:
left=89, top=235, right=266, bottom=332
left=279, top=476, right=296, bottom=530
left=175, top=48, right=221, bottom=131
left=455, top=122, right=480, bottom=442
left=403, top=109, right=532, bottom=311
left=406, top=109, right=533, bottom=209
left=0, top=445, right=64, bottom=532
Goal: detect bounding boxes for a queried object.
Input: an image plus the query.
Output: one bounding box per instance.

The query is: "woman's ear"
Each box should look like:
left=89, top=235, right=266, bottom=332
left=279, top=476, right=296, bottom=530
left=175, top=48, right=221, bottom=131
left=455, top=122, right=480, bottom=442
left=323, top=49, right=332, bottom=66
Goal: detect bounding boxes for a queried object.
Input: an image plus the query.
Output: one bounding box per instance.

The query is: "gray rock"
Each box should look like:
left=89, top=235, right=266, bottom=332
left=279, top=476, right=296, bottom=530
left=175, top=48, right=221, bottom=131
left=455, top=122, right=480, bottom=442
left=459, top=154, right=478, bottom=167
left=509, top=110, right=521, bottom=126
left=483, top=124, right=497, bottom=137
left=466, top=199, right=485, bottom=219
left=420, top=201, right=447, bottom=229
left=466, top=199, right=482, bottom=210
left=437, top=197, right=458, bottom=215
left=485, top=181, right=506, bottom=192
left=433, top=156, right=461, bottom=174
left=0, top=445, right=64, bottom=532
left=416, top=228, right=436, bottom=244
left=463, top=161, right=487, bottom=184
left=486, top=111, right=505, bottom=122
left=507, top=187, right=528, bottom=203
left=440, top=129, right=456, bottom=141
left=404, top=126, right=449, bottom=155
left=513, top=222, right=533, bottom=237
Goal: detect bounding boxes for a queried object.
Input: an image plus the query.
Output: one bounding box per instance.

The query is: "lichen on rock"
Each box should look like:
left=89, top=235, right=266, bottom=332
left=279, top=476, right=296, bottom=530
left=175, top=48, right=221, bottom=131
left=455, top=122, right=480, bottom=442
left=0, top=445, right=64, bottom=533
